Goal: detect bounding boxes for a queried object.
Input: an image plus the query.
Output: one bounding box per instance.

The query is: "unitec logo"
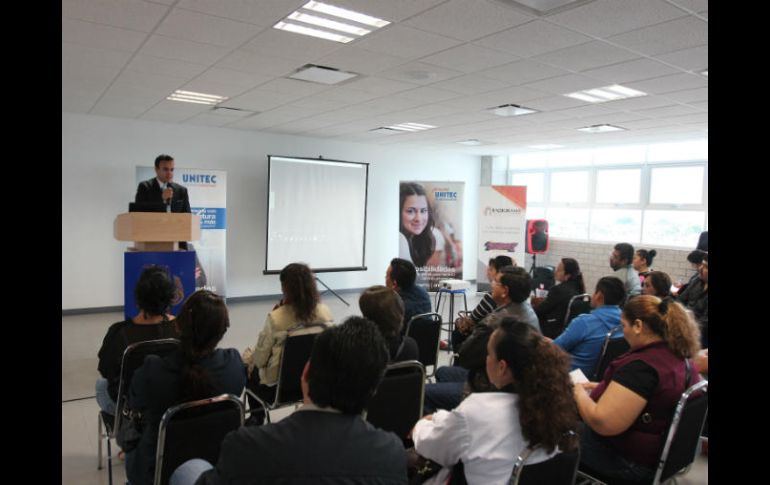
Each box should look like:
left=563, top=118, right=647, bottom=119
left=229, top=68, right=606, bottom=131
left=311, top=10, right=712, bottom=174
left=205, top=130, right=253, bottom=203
left=183, top=174, right=217, bottom=184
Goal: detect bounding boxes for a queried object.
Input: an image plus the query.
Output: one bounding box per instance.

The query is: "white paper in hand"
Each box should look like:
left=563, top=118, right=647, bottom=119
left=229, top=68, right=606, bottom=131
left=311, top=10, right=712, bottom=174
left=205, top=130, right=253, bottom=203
left=570, top=368, right=589, bottom=385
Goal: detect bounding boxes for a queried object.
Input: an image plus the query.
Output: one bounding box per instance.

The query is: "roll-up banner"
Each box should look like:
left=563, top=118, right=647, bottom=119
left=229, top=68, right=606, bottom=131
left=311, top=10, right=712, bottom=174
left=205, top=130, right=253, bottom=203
left=399, top=181, right=465, bottom=291
left=136, top=167, right=227, bottom=297
left=477, top=186, right=527, bottom=293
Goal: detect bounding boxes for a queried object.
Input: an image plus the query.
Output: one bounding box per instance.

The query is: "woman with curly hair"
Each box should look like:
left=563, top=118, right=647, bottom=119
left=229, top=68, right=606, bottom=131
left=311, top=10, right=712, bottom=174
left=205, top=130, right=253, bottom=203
left=399, top=182, right=441, bottom=268
left=242, top=262, right=333, bottom=423
left=642, top=271, right=672, bottom=298
left=412, top=317, right=578, bottom=484
left=574, top=295, right=701, bottom=482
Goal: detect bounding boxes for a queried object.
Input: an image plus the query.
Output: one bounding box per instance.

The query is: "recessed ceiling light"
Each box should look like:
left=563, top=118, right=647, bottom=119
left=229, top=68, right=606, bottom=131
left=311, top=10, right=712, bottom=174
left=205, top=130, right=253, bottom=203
left=577, top=124, right=626, bottom=133
left=274, top=1, right=389, bottom=43
left=288, top=64, right=359, bottom=85
left=565, top=84, right=647, bottom=103
left=529, top=144, right=564, bottom=149
left=457, top=139, right=482, bottom=146
left=167, top=90, right=227, bottom=105
left=488, top=104, right=538, bottom=117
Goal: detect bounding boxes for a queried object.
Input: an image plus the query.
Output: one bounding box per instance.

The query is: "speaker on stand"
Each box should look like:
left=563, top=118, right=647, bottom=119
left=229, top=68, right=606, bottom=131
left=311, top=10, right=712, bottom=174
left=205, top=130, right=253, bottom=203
left=526, top=219, right=549, bottom=276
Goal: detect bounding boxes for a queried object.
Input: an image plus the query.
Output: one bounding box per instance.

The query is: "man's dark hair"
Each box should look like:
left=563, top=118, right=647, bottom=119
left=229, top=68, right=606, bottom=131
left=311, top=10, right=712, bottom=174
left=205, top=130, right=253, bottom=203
left=389, top=258, right=417, bottom=289
left=491, top=255, right=514, bottom=270
left=595, top=276, right=626, bottom=306
left=614, top=243, right=635, bottom=265
left=154, top=154, right=174, bottom=168
left=687, top=249, right=707, bottom=265
left=134, top=266, right=176, bottom=316
left=307, top=316, right=389, bottom=415
left=498, top=266, right=531, bottom=303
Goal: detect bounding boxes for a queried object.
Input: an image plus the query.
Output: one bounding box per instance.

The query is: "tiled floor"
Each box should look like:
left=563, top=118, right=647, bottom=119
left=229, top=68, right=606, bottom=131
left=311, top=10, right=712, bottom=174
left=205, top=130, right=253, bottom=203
left=62, top=291, right=707, bottom=484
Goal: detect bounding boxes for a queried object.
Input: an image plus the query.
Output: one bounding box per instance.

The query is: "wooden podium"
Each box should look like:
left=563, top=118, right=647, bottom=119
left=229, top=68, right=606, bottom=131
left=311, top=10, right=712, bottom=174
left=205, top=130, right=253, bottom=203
left=114, top=212, right=201, bottom=251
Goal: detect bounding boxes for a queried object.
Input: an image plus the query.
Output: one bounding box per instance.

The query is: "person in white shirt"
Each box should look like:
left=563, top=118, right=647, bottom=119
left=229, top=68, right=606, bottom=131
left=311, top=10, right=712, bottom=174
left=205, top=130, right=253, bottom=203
left=412, top=318, right=578, bottom=485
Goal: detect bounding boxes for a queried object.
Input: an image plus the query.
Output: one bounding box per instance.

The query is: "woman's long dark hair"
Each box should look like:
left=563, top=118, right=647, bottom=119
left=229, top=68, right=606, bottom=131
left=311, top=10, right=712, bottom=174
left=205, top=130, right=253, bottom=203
left=561, top=258, right=586, bottom=294
left=494, top=318, right=578, bottom=453
left=399, top=182, right=435, bottom=267
left=280, top=263, right=320, bottom=322
left=175, top=290, right=229, bottom=402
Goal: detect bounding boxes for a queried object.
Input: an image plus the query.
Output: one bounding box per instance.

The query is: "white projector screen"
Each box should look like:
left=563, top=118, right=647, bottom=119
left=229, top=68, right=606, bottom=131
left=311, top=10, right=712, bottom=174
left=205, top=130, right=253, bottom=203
left=265, top=155, right=369, bottom=274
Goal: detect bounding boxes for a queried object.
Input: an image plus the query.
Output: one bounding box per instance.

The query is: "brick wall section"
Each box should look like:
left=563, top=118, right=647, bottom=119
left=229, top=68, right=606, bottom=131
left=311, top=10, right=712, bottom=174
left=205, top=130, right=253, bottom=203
left=523, top=239, right=695, bottom=293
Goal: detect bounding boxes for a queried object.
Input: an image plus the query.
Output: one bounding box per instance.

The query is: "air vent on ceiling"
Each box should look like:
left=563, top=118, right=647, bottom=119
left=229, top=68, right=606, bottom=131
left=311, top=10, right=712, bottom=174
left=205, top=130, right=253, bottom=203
left=494, top=0, right=596, bottom=16
left=288, top=64, right=359, bottom=85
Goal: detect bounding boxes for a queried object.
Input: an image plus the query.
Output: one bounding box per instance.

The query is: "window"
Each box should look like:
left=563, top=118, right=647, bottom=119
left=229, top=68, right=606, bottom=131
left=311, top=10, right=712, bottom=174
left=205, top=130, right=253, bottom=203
left=507, top=139, right=707, bottom=248
left=650, top=166, right=704, bottom=205
left=511, top=172, right=544, bottom=203
left=551, top=171, right=589, bottom=203
left=596, top=169, right=640, bottom=204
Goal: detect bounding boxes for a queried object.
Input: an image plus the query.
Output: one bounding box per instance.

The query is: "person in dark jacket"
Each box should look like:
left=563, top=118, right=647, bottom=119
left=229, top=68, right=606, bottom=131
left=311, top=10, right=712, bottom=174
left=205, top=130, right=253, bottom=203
left=534, top=257, right=586, bottom=338
left=386, top=258, right=432, bottom=333
left=169, top=317, right=408, bottom=485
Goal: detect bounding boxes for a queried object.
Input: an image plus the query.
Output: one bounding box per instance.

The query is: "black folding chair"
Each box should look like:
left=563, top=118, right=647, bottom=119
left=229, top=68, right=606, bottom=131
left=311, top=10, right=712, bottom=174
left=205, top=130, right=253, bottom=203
left=577, top=380, right=708, bottom=485
left=244, top=332, right=318, bottom=423
left=564, top=293, right=592, bottom=328
left=405, top=312, right=442, bottom=378
left=364, top=360, right=425, bottom=444
left=591, top=326, right=630, bottom=382
left=511, top=434, right=580, bottom=485
left=154, top=393, right=245, bottom=485
left=97, top=338, right=180, bottom=485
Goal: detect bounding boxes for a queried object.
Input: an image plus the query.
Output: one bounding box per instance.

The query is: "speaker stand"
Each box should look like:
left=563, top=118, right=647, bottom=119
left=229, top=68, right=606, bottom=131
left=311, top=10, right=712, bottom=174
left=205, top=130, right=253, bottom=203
left=529, top=253, right=537, bottom=276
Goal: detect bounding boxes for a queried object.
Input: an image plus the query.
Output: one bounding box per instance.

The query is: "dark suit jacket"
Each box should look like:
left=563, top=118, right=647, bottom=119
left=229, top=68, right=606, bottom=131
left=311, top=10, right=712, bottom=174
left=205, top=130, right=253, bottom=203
left=135, top=178, right=191, bottom=213
left=195, top=408, right=408, bottom=485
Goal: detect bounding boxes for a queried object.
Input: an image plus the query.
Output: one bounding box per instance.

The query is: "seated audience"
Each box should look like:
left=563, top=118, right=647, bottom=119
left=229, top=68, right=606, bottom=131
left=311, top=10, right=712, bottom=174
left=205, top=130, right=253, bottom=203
left=170, top=317, right=407, bottom=485
left=452, top=255, right=514, bottom=348
left=633, top=248, right=657, bottom=283
left=609, top=242, right=642, bottom=297
left=126, top=290, right=246, bottom=485
left=412, top=318, right=578, bottom=485
left=677, top=253, right=707, bottom=348
left=673, top=249, right=707, bottom=296
left=573, top=296, right=701, bottom=483
left=534, top=257, right=586, bottom=338
left=242, top=263, right=333, bottom=423
left=359, top=285, right=419, bottom=362
left=642, top=271, right=672, bottom=298
left=96, top=266, right=179, bottom=417
left=386, top=258, right=432, bottom=334
left=423, top=266, right=538, bottom=414
left=553, top=277, right=626, bottom=377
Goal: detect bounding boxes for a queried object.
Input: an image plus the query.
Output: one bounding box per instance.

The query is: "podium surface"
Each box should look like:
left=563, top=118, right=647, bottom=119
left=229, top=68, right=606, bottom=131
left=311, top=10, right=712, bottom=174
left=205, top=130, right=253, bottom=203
left=114, top=212, right=200, bottom=251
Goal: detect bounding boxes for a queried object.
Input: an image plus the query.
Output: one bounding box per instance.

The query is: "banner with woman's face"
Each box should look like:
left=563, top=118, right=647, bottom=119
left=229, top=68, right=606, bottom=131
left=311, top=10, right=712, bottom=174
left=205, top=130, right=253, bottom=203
left=399, top=181, right=465, bottom=290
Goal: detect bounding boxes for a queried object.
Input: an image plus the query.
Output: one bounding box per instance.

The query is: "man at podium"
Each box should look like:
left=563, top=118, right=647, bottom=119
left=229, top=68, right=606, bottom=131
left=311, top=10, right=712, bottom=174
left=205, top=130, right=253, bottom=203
left=135, top=154, right=192, bottom=250
left=135, top=154, right=191, bottom=214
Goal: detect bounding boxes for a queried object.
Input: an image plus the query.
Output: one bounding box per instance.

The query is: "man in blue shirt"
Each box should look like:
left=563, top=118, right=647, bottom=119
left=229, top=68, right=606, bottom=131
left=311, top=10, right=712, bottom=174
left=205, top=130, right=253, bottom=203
left=386, top=258, right=432, bottom=334
left=553, top=276, right=626, bottom=377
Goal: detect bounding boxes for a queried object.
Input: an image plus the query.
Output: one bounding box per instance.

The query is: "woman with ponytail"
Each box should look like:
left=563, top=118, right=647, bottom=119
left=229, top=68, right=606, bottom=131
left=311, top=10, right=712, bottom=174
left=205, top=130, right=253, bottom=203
left=574, top=295, right=702, bottom=482
left=412, top=317, right=578, bottom=484
left=126, top=290, right=246, bottom=485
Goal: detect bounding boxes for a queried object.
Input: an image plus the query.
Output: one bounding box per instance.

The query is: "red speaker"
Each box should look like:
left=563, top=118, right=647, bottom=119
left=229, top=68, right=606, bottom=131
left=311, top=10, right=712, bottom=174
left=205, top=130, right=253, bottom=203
left=526, top=219, right=549, bottom=254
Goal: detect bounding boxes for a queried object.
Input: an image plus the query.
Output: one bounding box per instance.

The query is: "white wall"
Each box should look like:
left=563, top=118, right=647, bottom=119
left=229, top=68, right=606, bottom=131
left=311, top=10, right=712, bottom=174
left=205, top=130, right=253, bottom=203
left=62, top=112, right=481, bottom=310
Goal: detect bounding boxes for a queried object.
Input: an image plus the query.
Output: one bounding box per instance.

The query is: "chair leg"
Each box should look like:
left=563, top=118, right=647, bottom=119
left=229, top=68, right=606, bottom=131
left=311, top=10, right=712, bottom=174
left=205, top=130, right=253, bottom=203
left=107, top=436, right=113, bottom=485
left=97, top=414, right=103, bottom=470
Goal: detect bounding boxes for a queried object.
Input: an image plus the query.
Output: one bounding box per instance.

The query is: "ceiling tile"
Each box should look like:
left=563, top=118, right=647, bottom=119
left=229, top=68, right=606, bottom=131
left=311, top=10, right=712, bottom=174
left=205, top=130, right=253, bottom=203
left=241, top=28, right=343, bottom=62
left=377, top=62, right=464, bottom=85
left=223, top=88, right=303, bottom=112
left=330, top=0, right=446, bottom=23
left=403, top=0, right=533, bottom=41
left=176, top=0, right=297, bottom=27
left=355, top=25, right=462, bottom=59
left=63, top=0, right=169, bottom=32
left=474, top=20, right=593, bottom=58
left=422, top=44, right=520, bottom=73
left=140, top=34, right=231, bottom=65
left=345, top=76, right=418, bottom=95
left=625, top=73, right=707, bottom=95
left=582, top=58, right=681, bottom=84
left=478, top=59, right=568, bottom=85
left=156, top=8, right=264, bottom=48
left=63, top=17, right=148, bottom=52
left=191, top=68, right=273, bottom=89
left=63, top=42, right=133, bottom=70
left=432, top=75, right=510, bottom=95
left=126, top=54, right=208, bottom=80
left=660, top=87, right=708, bottom=104
left=315, top=46, right=408, bottom=76
left=547, top=0, right=688, bottom=38
left=607, top=16, right=708, bottom=56
left=522, top=73, right=605, bottom=95
left=656, top=45, right=708, bottom=71
left=532, top=41, right=639, bottom=72
left=215, top=50, right=300, bottom=77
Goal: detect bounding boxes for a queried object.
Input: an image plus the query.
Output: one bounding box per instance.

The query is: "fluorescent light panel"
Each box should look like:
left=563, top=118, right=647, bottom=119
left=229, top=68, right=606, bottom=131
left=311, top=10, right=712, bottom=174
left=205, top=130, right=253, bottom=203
left=457, top=139, right=482, bottom=146
left=168, top=90, right=228, bottom=105
left=274, top=1, right=389, bottom=43
left=387, top=122, right=437, bottom=132
left=565, top=84, right=647, bottom=103
left=577, top=124, right=626, bottom=133
left=489, top=104, right=538, bottom=116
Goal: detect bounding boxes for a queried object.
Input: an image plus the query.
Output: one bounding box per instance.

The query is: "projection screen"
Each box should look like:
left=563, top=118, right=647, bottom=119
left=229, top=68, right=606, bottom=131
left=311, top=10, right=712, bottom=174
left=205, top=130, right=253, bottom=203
left=264, top=155, right=369, bottom=274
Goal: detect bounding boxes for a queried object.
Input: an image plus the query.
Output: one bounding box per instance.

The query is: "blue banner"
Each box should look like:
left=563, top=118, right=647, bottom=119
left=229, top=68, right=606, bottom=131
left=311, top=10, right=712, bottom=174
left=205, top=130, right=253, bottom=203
left=192, top=207, right=226, bottom=230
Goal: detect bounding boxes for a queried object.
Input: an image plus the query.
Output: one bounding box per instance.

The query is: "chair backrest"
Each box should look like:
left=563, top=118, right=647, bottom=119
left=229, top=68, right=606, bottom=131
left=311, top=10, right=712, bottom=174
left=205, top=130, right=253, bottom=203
left=274, top=332, right=319, bottom=406
left=563, top=293, right=592, bottom=328
left=405, top=312, right=442, bottom=375
left=364, top=360, right=425, bottom=441
left=510, top=432, right=580, bottom=485
left=154, top=393, right=244, bottom=485
left=115, top=338, right=180, bottom=431
left=591, top=327, right=629, bottom=381
left=655, top=380, right=708, bottom=483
